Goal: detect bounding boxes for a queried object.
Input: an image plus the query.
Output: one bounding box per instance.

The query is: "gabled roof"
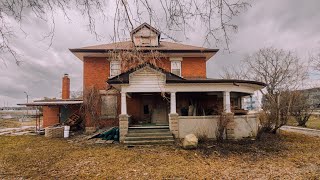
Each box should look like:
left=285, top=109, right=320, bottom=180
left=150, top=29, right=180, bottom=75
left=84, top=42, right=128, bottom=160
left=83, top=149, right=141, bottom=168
left=130, top=22, right=161, bottom=38
left=107, top=63, right=184, bottom=84
left=107, top=63, right=267, bottom=87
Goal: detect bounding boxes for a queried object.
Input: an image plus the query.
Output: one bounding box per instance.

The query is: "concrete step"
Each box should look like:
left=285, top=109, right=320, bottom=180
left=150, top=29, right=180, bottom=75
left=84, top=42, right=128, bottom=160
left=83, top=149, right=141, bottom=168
left=128, top=128, right=170, bottom=133
left=128, top=126, right=169, bottom=129
left=124, top=139, right=175, bottom=146
left=125, top=136, right=174, bottom=141
left=126, top=132, right=173, bottom=137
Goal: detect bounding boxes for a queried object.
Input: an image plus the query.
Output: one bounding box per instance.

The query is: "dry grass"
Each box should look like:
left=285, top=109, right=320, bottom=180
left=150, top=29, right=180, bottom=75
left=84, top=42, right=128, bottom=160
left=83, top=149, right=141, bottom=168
left=287, top=115, right=320, bottom=130
left=0, top=118, right=41, bottom=128
left=0, top=132, right=320, bottom=179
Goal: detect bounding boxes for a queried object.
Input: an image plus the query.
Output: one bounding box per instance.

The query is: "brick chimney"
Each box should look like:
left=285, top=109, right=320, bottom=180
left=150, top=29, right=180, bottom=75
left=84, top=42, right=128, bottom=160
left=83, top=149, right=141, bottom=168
left=62, top=74, right=70, bottom=99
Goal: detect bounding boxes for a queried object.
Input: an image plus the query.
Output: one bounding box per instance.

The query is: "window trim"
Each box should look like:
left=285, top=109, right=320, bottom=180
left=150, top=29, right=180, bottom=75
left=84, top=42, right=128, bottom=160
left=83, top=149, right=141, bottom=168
left=110, top=60, right=121, bottom=78
left=170, top=57, right=182, bottom=77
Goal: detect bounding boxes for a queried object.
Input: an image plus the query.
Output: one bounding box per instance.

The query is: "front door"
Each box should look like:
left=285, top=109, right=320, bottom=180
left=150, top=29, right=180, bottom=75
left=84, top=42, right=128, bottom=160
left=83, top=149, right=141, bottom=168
left=140, top=94, right=169, bottom=125
left=141, top=95, right=153, bottom=124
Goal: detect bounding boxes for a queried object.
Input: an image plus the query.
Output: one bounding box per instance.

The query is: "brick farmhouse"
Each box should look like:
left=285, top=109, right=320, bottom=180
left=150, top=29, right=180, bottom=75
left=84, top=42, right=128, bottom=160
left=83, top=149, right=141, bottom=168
left=21, top=23, right=266, bottom=143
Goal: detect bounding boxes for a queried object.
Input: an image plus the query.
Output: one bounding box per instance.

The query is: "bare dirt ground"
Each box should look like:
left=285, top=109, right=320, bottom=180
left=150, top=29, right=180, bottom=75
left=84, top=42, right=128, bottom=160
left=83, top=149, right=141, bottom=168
left=0, top=132, right=320, bottom=179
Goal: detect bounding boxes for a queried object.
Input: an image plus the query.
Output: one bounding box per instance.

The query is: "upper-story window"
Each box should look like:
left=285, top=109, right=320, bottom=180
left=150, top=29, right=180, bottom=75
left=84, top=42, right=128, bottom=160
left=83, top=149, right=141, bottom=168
left=170, top=57, right=182, bottom=76
left=141, top=36, right=151, bottom=45
left=110, top=60, right=121, bottom=77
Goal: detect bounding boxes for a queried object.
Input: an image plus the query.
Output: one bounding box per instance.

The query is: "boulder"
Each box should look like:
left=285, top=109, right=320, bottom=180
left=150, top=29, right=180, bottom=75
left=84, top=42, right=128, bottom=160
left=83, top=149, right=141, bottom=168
left=183, top=134, right=198, bottom=149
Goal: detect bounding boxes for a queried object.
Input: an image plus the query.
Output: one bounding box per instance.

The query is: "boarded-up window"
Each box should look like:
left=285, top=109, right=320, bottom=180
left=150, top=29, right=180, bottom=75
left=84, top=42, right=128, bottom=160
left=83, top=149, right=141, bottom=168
left=101, top=95, right=117, bottom=118
left=110, top=60, right=121, bottom=77
left=141, top=37, right=151, bottom=45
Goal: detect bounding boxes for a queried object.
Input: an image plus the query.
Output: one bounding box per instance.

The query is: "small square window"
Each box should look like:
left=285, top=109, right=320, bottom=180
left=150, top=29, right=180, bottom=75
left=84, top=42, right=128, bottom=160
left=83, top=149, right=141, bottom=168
left=141, top=37, right=151, bottom=45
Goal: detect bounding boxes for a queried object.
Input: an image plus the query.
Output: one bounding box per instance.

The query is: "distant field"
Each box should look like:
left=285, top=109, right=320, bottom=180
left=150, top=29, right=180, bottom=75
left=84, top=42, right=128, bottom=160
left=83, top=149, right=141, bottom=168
left=287, top=116, right=320, bottom=130
left=0, top=118, right=41, bottom=128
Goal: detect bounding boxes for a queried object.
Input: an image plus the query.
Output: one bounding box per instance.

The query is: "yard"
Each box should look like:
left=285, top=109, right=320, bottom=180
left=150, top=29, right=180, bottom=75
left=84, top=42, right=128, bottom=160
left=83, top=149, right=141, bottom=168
left=0, top=132, right=320, bottom=179
left=287, top=115, right=320, bottom=130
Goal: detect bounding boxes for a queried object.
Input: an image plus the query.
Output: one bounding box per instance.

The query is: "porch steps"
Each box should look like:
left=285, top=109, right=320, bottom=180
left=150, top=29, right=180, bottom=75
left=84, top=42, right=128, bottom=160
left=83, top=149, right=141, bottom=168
left=124, top=126, right=174, bottom=146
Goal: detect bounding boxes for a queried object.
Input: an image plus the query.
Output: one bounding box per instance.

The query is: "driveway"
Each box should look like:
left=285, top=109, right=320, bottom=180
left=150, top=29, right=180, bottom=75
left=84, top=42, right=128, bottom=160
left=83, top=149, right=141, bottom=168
left=280, top=126, right=320, bottom=137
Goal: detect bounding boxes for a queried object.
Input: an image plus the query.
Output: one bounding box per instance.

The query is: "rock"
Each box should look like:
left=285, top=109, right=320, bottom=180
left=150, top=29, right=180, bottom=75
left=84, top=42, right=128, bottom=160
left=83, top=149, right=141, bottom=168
left=95, top=139, right=107, bottom=144
left=106, top=140, right=114, bottom=144
left=183, top=134, right=198, bottom=149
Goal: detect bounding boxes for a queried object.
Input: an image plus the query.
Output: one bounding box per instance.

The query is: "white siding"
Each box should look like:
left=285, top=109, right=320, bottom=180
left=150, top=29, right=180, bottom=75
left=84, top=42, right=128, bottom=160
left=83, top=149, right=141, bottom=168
left=132, top=27, right=159, bottom=46
left=129, top=67, right=166, bottom=91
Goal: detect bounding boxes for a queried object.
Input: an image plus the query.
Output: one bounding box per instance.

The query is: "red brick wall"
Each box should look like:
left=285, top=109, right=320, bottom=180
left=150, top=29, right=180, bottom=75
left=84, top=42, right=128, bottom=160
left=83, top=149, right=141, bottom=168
left=182, top=57, right=206, bottom=78
left=83, top=57, right=110, bottom=90
left=127, top=94, right=142, bottom=124
left=82, top=56, right=207, bottom=128
left=43, top=106, right=60, bottom=128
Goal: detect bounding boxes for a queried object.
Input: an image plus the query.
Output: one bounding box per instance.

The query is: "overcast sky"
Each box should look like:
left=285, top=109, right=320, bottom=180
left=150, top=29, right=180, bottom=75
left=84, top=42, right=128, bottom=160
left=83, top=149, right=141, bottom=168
left=1, top=0, right=320, bottom=106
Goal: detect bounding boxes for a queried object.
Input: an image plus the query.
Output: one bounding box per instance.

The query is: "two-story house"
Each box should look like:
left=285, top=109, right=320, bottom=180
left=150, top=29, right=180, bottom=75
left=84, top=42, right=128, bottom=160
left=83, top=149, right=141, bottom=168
left=22, top=23, right=266, bottom=144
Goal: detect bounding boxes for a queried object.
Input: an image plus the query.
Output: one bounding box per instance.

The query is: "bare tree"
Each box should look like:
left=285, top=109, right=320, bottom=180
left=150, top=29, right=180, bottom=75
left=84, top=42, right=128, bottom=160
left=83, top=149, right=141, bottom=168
left=311, top=52, right=320, bottom=74
left=0, top=0, right=250, bottom=64
left=222, top=47, right=308, bottom=136
left=290, top=91, right=314, bottom=127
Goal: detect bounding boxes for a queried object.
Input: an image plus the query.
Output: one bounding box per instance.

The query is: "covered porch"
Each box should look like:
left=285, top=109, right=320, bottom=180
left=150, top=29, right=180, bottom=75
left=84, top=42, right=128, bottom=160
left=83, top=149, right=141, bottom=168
left=119, top=89, right=253, bottom=141
left=107, top=64, right=266, bottom=143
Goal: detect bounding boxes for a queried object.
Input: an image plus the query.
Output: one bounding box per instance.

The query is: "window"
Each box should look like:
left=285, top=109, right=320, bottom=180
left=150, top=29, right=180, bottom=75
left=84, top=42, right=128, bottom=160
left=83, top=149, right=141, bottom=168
left=141, top=36, right=151, bottom=45
left=110, top=60, right=121, bottom=77
left=101, top=95, right=117, bottom=118
left=170, top=58, right=182, bottom=76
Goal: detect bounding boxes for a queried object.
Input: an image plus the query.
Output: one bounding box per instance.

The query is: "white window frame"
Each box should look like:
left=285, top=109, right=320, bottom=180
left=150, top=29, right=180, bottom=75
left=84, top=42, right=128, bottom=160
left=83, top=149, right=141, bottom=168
left=110, top=60, right=121, bottom=77
left=170, top=57, right=182, bottom=77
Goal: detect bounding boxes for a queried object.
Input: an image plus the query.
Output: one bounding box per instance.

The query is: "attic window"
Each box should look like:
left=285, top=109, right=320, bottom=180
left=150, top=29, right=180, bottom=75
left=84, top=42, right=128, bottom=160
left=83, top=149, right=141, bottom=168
left=141, top=36, right=151, bottom=45
left=110, top=60, right=121, bottom=77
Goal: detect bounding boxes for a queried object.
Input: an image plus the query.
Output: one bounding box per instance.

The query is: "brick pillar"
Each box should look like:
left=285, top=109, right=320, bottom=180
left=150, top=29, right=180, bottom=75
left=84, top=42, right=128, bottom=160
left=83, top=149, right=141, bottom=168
left=119, top=114, right=129, bottom=143
left=169, top=113, right=179, bottom=138
left=223, top=112, right=235, bottom=140
left=43, top=106, right=60, bottom=128
left=62, top=74, right=70, bottom=99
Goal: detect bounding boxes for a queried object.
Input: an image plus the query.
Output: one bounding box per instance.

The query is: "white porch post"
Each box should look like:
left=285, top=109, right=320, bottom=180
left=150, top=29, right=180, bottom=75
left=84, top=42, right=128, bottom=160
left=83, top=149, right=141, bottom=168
left=223, top=91, right=231, bottom=113
left=121, top=92, right=127, bottom=115
left=170, top=92, right=176, bottom=114
left=241, top=96, right=246, bottom=110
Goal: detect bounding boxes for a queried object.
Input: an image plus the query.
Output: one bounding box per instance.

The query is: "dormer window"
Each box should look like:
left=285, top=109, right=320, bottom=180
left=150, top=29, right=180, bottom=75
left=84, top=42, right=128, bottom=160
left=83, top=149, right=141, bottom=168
left=141, top=36, right=151, bottom=45
left=130, top=23, right=161, bottom=47
left=110, top=60, right=121, bottom=77
left=170, top=57, right=182, bottom=76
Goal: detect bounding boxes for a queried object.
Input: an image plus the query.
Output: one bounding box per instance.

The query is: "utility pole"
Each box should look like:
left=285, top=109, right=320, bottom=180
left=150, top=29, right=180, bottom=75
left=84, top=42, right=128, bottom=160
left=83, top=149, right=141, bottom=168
left=24, top=91, right=29, bottom=117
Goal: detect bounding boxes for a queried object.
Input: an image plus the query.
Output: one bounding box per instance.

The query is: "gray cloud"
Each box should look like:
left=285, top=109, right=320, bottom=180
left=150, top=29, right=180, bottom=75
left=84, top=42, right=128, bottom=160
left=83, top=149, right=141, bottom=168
left=1, top=0, right=320, bottom=106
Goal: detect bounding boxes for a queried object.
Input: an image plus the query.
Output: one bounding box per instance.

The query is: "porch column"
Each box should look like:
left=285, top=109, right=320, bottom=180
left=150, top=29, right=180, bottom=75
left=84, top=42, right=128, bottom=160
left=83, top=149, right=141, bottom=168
left=170, top=92, right=176, bottom=114
left=241, top=96, right=246, bottom=110
left=223, top=91, right=235, bottom=140
left=119, top=91, right=128, bottom=143
left=169, top=92, right=178, bottom=138
left=223, top=91, right=231, bottom=113
left=121, top=92, right=127, bottom=115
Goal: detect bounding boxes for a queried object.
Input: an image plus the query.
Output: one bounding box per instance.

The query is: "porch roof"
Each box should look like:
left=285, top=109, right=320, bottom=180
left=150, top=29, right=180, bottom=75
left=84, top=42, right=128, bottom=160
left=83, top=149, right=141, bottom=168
left=17, top=99, right=83, bottom=106
left=166, top=79, right=267, bottom=87
left=107, top=63, right=267, bottom=87
left=107, top=63, right=185, bottom=84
